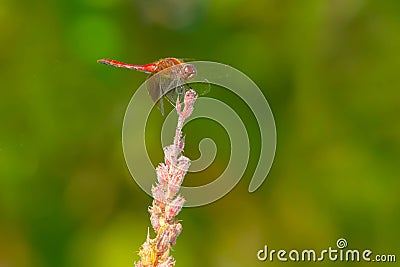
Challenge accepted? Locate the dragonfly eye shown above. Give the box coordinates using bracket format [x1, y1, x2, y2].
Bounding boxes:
[182, 64, 197, 80]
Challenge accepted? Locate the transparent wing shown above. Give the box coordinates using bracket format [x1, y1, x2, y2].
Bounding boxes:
[146, 64, 186, 115]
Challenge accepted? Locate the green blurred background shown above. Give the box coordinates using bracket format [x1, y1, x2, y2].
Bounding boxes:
[1, 0, 399, 266]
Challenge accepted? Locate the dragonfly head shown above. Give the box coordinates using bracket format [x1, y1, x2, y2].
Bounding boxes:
[181, 64, 197, 80]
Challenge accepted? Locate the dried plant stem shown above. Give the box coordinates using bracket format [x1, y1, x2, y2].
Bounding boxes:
[135, 90, 198, 267]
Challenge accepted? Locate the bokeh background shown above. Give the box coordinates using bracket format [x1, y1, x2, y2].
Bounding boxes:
[1, 0, 399, 266]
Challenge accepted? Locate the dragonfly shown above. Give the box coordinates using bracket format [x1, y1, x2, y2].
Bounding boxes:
[97, 57, 198, 115]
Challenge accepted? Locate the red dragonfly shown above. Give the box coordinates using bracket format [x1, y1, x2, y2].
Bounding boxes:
[97, 57, 197, 115]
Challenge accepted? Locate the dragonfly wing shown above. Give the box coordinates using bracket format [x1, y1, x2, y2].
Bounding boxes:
[159, 81, 165, 116]
[189, 80, 211, 96]
[145, 64, 187, 115]
[157, 71, 180, 113]
[146, 73, 165, 115]
[163, 65, 187, 104]
[146, 73, 160, 103]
